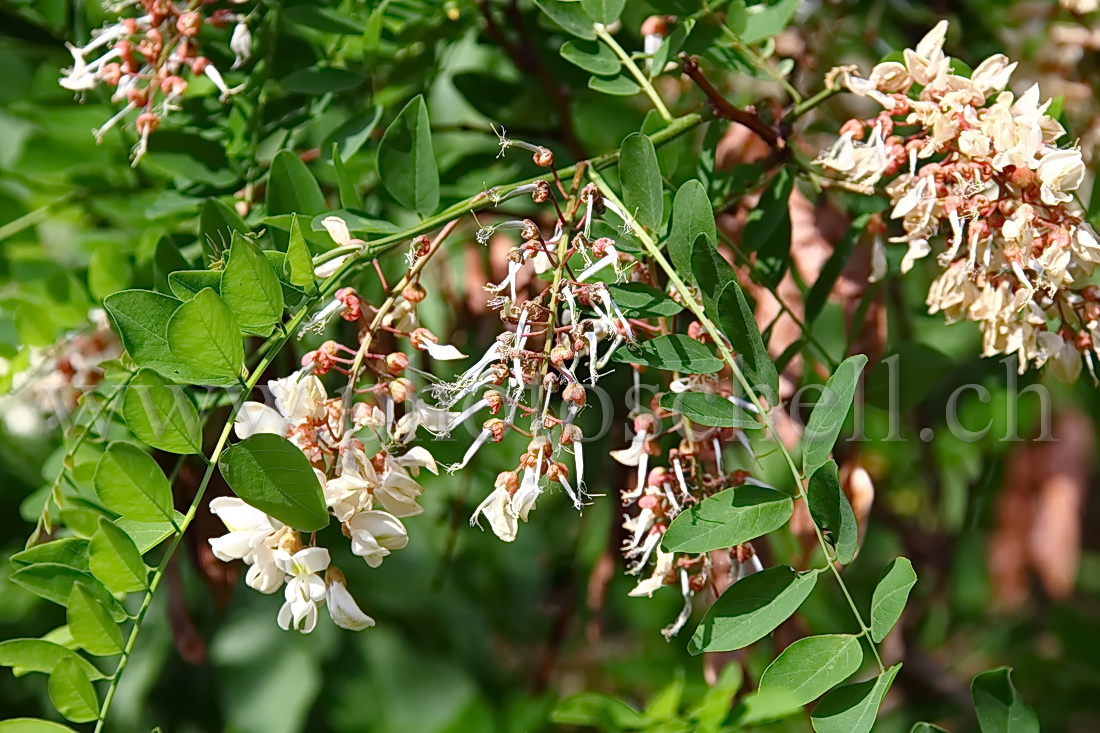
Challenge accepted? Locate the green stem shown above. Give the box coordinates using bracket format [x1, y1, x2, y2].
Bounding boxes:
[589, 169, 885, 672]
[593, 24, 674, 123]
[705, 7, 802, 103]
[784, 86, 842, 123]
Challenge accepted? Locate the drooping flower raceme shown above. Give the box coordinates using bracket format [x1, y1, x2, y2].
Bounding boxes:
[820, 21, 1100, 381]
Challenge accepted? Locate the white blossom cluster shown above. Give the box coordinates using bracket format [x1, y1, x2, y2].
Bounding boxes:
[820, 21, 1100, 381]
[59, 0, 250, 162]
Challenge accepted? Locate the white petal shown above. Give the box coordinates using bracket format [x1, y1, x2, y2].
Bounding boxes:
[234, 402, 288, 439]
[326, 582, 376, 631]
[424, 342, 467, 361]
[321, 216, 352, 246]
[314, 255, 350, 279]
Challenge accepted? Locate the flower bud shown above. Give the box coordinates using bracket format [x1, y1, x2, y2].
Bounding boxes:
[495, 470, 520, 494]
[484, 389, 503, 414]
[402, 282, 427, 304]
[1083, 284, 1100, 303]
[641, 15, 668, 36]
[560, 424, 583, 445]
[646, 466, 668, 487]
[386, 352, 409, 374]
[485, 418, 507, 442]
[633, 414, 656, 434]
[532, 147, 554, 167]
[409, 327, 438, 351]
[335, 287, 362, 320]
[562, 381, 586, 406]
[177, 11, 202, 37]
[277, 531, 303, 555]
[550, 343, 574, 366]
[388, 377, 415, 404]
[730, 469, 751, 486]
[547, 462, 570, 483]
[533, 180, 551, 203]
[135, 112, 159, 135]
[520, 219, 540, 241]
[591, 237, 615, 258]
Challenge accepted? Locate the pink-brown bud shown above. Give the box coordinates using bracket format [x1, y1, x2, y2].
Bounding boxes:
[177, 11, 202, 37]
[386, 352, 409, 374]
[388, 377, 415, 404]
[335, 287, 362, 320]
[135, 112, 159, 135]
[495, 470, 520, 494]
[484, 389, 503, 414]
[485, 418, 507, 442]
[533, 180, 551, 203]
[532, 147, 554, 167]
[562, 381, 586, 406]
[402, 282, 427, 304]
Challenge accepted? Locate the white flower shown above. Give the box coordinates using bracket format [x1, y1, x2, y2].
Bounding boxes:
[900, 238, 931, 274]
[230, 23, 252, 70]
[903, 20, 950, 86]
[275, 547, 330, 633]
[234, 372, 327, 439]
[315, 255, 350, 279]
[325, 575, 375, 631]
[1037, 148, 1086, 205]
[346, 510, 409, 567]
[869, 236, 887, 283]
[970, 54, 1016, 96]
[628, 547, 675, 598]
[470, 480, 519, 543]
[207, 497, 287, 594]
[509, 464, 543, 522]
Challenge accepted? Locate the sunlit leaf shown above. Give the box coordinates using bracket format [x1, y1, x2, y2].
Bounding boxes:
[690, 566, 818, 653]
[219, 434, 329, 532]
[663, 485, 792, 554]
[759, 634, 863, 706]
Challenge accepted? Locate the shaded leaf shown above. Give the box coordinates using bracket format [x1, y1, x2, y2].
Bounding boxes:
[551, 692, 646, 729]
[377, 95, 439, 218]
[870, 557, 917, 643]
[801, 355, 868, 477]
[689, 566, 818, 653]
[588, 74, 641, 96]
[219, 434, 329, 532]
[811, 665, 901, 733]
[89, 518, 149, 593]
[759, 634, 864, 706]
[613, 334, 722, 374]
[268, 150, 326, 216]
[121, 368, 202, 454]
[285, 215, 317, 290]
[581, 0, 626, 24]
[10, 539, 90, 573]
[93, 442, 173, 522]
[535, 0, 597, 39]
[663, 485, 793, 553]
[165, 288, 244, 386]
[167, 270, 221, 301]
[971, 667, 1039, 733]
[669, 180, 716, 279]
[659, 392, 761, 428]
[620, 132, 663, 233]
[560, 40, 620, 76]
[66, 584, 124, 657]
[807, 460, 859, 564]
[48, 657, 99, 723]
[8, 564, 125, 621]
[0, 639, 105, 680]
[606, 283, 682, 317]
[743, 170, 793, 288]
[221, 232, 284, 337]
[651, 18, 695, 77]
[198, 198, 247, 264]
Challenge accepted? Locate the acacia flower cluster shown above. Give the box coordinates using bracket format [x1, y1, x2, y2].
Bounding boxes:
[60, 0, 250, 163]
[819, 21, 1100, 381]
[210, 358, 436, 633]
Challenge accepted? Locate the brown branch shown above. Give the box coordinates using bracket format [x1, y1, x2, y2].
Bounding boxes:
[680, 54, 784, 151]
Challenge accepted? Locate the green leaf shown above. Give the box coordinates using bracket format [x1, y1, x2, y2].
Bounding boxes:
[280, 67, 364, 94]
[165, 288, 245, 386]
[332, 144, 362, 210]
[114, 515, 182, 555]
[581, 0, 625, 24]
[651, 19, 695, 78]
[743, 170, 792, 288]
[864, 344, 953, 411]
[122, 369, 202, 454]
[620, 132, 663, 233]
[48, 657, 99, 723]
[219, 434, 329, 532]
[167, 270, 221, 300]
[535, 0, 597, 39]
[284, 5, 363, 33]
[0, 639, 105, 680]
[560, 40, 620, 76]
[971, 668, 1039, 733]
[221, 232, 285, 337]
[89, 518, 150, 593]
[93, 442, 174, 522]
[10, 539, 90, 573]
[606, 283, 682, 317]
[588, 74, 642, 96]
[613, 334, 722, 374]
[377, 95, 439, 218]
[0, 719, 78, 732]
[811, 665, 901, 733]
[268, 150, 326, 216]
[688, 663, 742, 729]
[88, 245, 133, 302]
[102, 289, 181, 371]
[870, 557, 917, 643]
[327, 105, 382, 161]
[689, 566, 818, 653]
[806, 214, 870, 323]
[199, 198, 247, 264]
[285, 215, 317, 290]
[658, 392, 761, 428]
[551, 693, 647, 729]
[663, 485, 792, 554]
[801, 355, 868, 477]
[740, 0, 801, 44]
[66, 584, 124, 657]
[806, 460, 859, 565]
[8, 565, 125, 621]
[735, 689, 803, 725]
[717, 278, 779, 404]
[644, 671, 684, 721]
[668, 180, 716, 280]
[912, 725, 951, 732]
[759, 634, 864, 706]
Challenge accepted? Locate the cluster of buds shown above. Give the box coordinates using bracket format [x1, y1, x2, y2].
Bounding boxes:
[0, 310, 121, 437]
[60, 0, 251, 163]
[610, 372, 763, 638]
[820, 21, 1100, 381]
